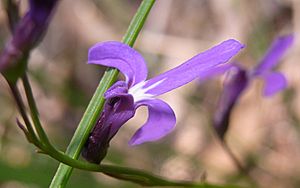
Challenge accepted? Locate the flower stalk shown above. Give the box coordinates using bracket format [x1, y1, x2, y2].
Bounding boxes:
[10, 69, 228, 188]
[8, 68, 220, 187]
[8, 82, 40, 146]
[22, 74, 53, 147]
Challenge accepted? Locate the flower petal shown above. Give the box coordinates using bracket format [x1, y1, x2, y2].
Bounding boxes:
[253, 34, 294, 75]
[88, 41, 148, 86]
[262, 72, 287, 97]
[142, 39, 244, 96]
[129, 99, 176, 145]
[213, 66, 248, 139]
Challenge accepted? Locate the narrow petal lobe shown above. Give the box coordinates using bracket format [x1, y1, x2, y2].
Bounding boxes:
[254, 34, 294, 75]
[129, 99, 176, 145]
[143, 39, 244, 96]
[262, 72, 287, 97]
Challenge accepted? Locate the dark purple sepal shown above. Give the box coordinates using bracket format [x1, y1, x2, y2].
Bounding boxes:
[82, 82, 135, 164]
[82, 107, 113, 164]
[213, 66, 248, 139]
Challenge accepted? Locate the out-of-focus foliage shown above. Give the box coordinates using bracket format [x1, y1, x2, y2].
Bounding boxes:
[0, 0, 299, 187]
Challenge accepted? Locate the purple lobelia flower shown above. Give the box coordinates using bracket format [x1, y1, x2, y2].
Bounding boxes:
[0, 0, 58, 81]
[82, 39, 244, 163]
[213, 34, 294, 139]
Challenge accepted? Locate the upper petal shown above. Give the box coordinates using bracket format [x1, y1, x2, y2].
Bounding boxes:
[88, 41, 148, 87]
[253, 34, 294, 75]
[142, 39, 244, 96]
[129, 99, 176, 146]
[262, 72, 287, 97]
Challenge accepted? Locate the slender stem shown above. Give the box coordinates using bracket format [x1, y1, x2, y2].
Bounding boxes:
[220, 140, 257, 187]
[19, 73, 211, 187]
[50, 0, 156, 187]
[3, 0, 20, 32]
[220, 140, 245, 173]
[22, 74, 54, 148]
[38, 143, 199, 187]
[9, 78, 224, 188]
[8, 82, 40, 146]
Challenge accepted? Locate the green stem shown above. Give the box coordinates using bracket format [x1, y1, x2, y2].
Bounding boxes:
[219, 138, 257, 187]
[3, 0, 20, 32]
[8, 82, 40, 146]
[50, 0, 155, 187]
[39, 143, 198, 187]
[19, 73, 206, 187]
[12, 78, 226, 188]
[22, 74, 53, 148]
[8, 78, 226, 188]
[11, 77, 214, 188]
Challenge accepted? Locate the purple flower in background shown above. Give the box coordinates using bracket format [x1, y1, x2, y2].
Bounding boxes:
[214, 34, 294, 139]
[82, 39, 244, 163]
[0, 0, 58, 77]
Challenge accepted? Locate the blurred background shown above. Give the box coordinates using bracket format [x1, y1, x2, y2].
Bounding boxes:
[0, 0, 299, 187]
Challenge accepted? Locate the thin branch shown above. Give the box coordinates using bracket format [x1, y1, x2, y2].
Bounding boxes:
[8, 82, 41, 147]
[21, 74, 53, 148]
